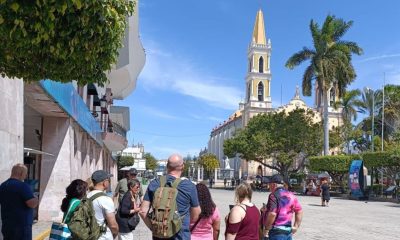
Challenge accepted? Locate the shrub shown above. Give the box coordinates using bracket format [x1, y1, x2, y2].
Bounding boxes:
[0, 0, 135, 85]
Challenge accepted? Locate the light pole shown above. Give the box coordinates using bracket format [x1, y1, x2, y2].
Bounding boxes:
[367, 88, 375, 152]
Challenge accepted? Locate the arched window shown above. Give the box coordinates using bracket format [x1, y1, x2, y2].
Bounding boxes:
[247, 84, 251, 102]
[259, 56, 264, 73]
[330, 88, 335, 106]
[249, 58, 252, 72]
[258, 82, 264, 101]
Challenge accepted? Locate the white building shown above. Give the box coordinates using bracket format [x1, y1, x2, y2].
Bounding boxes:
[0, 0, 145, 224]
[119, 144, 146, 172]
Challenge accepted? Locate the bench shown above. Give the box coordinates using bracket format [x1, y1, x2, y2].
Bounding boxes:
[384, 186, 397, 198]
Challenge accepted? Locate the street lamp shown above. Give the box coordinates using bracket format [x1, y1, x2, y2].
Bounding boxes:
[366, 88, 375, 152]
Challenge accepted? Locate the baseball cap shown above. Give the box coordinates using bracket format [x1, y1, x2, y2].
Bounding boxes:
[129, 168, 138, 176]
[270, 174, 284, 184]
[91, 170, 113, 183]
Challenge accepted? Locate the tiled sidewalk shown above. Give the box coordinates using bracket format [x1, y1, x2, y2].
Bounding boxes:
[32, 218, 152, 240]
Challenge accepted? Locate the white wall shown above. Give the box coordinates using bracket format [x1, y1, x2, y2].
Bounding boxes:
[0, 77, 24, 239]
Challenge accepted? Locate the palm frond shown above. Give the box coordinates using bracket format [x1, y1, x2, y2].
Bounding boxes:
[332, 19, 353, 41]
[302, 65, 314, 96]
[285, 48, 315, 69]
[336, 41, 363, 55]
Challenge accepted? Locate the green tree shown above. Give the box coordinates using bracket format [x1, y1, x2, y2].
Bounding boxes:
[375, 85, 400, 141]
[144, 153, 158, 171]
[0, 0, 135, 85]
[333, 89, 362, 152]
[357, 87, 379, 135]
[224, 109, 323, 183]
[182, 154, 192, 177]
[198, 153, 219, 179]
[286, 15, 363, 155]
[117, 156, 134, 169]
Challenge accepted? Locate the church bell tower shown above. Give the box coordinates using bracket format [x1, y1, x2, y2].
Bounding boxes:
[243, 9, 273, 126]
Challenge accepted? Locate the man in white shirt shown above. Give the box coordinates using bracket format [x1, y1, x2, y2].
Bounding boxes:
[87, 170, 119, 240]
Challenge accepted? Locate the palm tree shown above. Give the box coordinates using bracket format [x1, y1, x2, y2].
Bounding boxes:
[336, 89, 362, 122]
[286, 15, 363, 155]
[375, 85, 400, 140]
[334, 89, 362, 152]
[357, 87, 380, 133]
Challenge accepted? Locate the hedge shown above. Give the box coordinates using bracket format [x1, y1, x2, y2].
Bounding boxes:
[309, 155, 360, 173]
[362, 151, 400, 168]
[309, 151, 400, 172]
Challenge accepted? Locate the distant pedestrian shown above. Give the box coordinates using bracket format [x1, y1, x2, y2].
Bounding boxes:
[0, 164, 39, 240]
[225, 183, 260, 240]
[116, 179, 142, 240]
[231, 178, 235, 188]
[261, 175, 303, 240]
[88, 170, 119, 239]
[114, 168, 142, 204]
[190, 183, 221, 240]
[209, 177, 213, 189]
[139, 153, 201, 239]
[60, 179, 88, 224]
[320, 179, 330, 207]
[224, 178, 227, 189]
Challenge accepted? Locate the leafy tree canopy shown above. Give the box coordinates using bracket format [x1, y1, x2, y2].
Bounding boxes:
[0, 0, 135, 85]
[198, 153, 219, 173]
[144, 153, 158, 171]
[224, 109, 323, 181]
[117, 156, 134, 169]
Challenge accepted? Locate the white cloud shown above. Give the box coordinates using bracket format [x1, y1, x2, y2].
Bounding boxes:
[140, 105, 180, 120]
[140, 42, 242, 110]
[190, 114, 225, 122]
[151, 146, 200, 159]
[358, 53, 400, 63]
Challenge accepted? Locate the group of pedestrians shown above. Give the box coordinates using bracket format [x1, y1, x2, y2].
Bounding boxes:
[139, 154, 303, 240]
[0, 158, 304, 240]
[225, 174, 303, 240]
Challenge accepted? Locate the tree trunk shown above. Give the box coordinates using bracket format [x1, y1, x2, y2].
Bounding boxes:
[323, 89, 330, 155]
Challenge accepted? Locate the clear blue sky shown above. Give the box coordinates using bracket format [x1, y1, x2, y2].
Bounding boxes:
[117, 0, 400, 160]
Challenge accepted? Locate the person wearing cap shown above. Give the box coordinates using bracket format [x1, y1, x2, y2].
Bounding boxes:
[261, 174, 303, 240]
[87, 170, 119, 239]
[114, 168, 143, 204]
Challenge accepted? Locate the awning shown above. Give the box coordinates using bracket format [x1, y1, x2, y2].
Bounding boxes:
[24, 148, 54, 156]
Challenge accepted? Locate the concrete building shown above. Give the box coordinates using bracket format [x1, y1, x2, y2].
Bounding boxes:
[208, 9, 343, 179]
[0, 0, 145, 225]
[119, 144, 146, 172]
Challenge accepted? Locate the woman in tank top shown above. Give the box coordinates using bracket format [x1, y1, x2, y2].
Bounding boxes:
[225, 183, 260, 240]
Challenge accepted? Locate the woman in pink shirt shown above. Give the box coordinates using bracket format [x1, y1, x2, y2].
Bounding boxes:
[190, 183, 221, 240]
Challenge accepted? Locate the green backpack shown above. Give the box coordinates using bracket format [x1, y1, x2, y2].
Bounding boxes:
[148, 176, 183, 238]
[68, 192, 107, 240]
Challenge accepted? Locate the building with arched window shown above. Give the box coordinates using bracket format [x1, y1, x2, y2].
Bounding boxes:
[207, 8, 342, 180]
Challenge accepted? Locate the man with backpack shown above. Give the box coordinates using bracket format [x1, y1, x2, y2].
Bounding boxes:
[139, 153, 201, 240]
[87, 170, 119, 239]
[261, 175, 303, 240]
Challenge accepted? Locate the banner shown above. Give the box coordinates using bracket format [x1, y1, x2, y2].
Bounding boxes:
[349, 160, 364, 198]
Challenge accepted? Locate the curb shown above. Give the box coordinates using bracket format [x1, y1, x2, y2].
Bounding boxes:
[33, 228, 51, 240]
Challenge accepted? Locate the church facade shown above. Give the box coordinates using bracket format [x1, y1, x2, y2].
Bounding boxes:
[207, 9, 343, 179]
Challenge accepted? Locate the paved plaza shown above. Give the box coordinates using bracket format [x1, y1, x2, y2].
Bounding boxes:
[33, 188, 400, 240]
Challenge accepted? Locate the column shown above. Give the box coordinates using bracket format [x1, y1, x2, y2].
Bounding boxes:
[39, 117, 71, 221]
